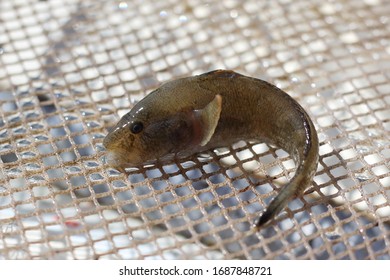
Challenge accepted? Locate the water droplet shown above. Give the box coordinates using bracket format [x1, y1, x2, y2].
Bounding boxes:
[75, 100, 88, 105]
[291, 77, 299, 83]
[81, 110, 94, 116]
[35, 135, 48, 141]
[30, 123, 44, 130]
[356, 174, 370, 182]
[54, 56, 62, 63]
[92, 133, 105, 140]
[357, 146, 370, 154]
[179, 15, 188, 22]
[374, 139, 387, 147]
[87, 121, 100, 128]
[159, 10, 168, 17]
[54, 92, 66, 99]
[230, 10, 238, 18]
[64, 115, 77, 121]
[355, 169, 372, 182]
[325, 229, 341, 240]
[108, 169, 121, 176]
[118, 2, 128, 9]
[97, 106, 110, 112]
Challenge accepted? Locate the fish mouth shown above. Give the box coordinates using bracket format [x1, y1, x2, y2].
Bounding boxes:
[104, 148, 142, 172]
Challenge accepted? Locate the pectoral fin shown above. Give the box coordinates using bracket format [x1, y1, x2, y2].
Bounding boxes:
[198, 94, 222, 146]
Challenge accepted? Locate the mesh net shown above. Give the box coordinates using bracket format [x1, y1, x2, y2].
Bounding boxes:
[0, 0, 389, 260]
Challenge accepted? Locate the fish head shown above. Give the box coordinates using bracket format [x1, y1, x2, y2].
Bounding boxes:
[103, 103, 201, 170]
[103, 78, 222, 172]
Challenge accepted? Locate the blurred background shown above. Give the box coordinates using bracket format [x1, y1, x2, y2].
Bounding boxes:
[0, 0, 389, 259]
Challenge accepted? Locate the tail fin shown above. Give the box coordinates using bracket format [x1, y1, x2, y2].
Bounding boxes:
[256, 148, 318, 228]
[256, 178, 302, 228]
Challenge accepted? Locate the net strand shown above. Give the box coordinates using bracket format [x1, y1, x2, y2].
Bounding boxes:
[0, 0, 389, 260]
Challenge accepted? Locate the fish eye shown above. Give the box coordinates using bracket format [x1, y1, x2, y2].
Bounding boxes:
[130, 121, 144, 134]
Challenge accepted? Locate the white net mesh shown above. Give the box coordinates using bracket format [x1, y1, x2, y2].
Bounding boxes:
[0, 0, 389, 259]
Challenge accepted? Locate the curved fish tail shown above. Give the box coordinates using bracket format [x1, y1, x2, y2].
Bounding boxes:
[256, 178, 301, 228]
[256, 146, 318, 228]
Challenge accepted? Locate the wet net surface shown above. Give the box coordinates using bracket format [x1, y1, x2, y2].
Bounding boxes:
[0, 0, 389, 260]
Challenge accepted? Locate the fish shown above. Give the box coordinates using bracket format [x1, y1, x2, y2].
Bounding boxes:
[103, 70, 319, 228]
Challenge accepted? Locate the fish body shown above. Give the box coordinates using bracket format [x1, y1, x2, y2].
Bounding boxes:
[103, 70, 319, 227]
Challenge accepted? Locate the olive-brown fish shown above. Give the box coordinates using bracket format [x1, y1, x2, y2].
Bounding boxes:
[103, 70, 319, 228]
